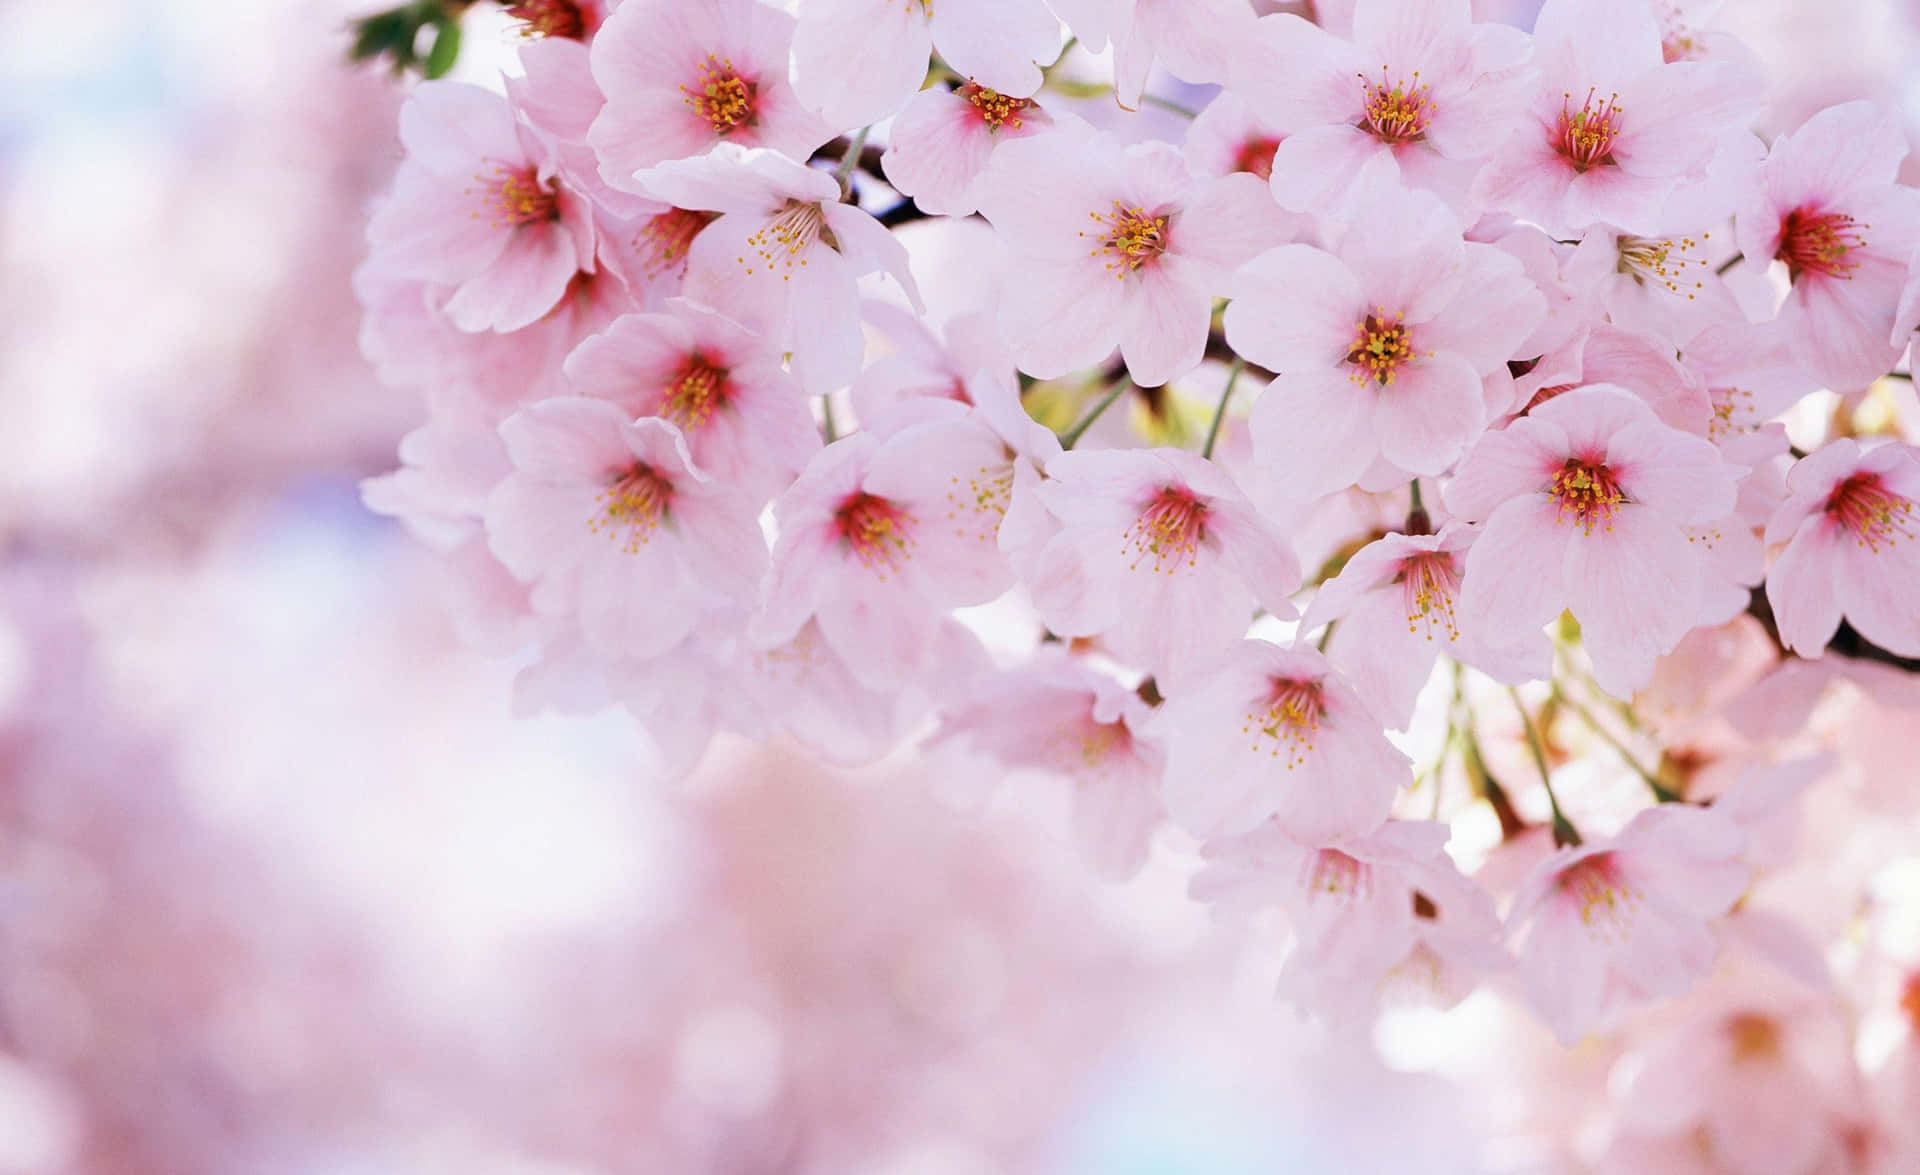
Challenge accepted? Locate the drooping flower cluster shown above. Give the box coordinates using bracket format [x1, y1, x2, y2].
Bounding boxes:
[358, 0, 1920, 1057]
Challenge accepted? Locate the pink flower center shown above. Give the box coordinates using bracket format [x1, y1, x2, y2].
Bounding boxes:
[1708, 386, 1754, 439]
[834, 491, 914, 574]
[662, 355, 731, 432]
[1777, 206, 1866, 282]
[1725, 1013, 1782, 1062]
[634, 207, 716, 277]
[1301, 849, 1372, 903]
[476, 164, 559, 228]
[1555, 852, 1639, 938]
[1346, 312, 1414, 385]
[1824, 472, 1915, 552]
[1232, 136, 1282, 181]
[960, 82, 1030, 130]
[1397, 550, 1462, 641]
[505, 0, 588, 39]
[1123, 486, 1209, 572]
[591, 463, 675, 552]
[1358, 68, 1434, 144]
[743, 200, 831, 278]
[1615, 233, 1711, 299]
[1554, 89, 1623, 171]
[681, 55, 757, 135]
[1083, 202, 1171, 279]
[1244, 677, 1325, 769]
[1550, 459, 1626, 534]
[1069, 712, 1132, 770]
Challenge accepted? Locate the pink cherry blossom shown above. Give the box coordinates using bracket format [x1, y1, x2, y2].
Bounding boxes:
[1304, 523, 1550, 731]
[587, 0, 830, 187]
[1447, 384, 1741, 698]
[366, 82, 597, 334]
[485, 399, 767, 658]
[1149, 641, 1409, 841]
[1184, 91, 1286, 182]
[790, 0, 1061, 130]
[1764, 438, 1920, 659]
[880, 84, 1054, 218]
[1734, 101, 1920, 391]
[1223, 181, 1544, 502]
[1233, 0, 1534, 216]
[1472, 0, 1758, 237]
[561, 299, 818, 499]
[1109, 0, 1260, 112]
[1028, 447, 1301, 686]
[975, 130, 1293, 387]
[1506, 804, 1749, 1043]
[935, 653, 1167, 880]
[632, 144, 922, 395]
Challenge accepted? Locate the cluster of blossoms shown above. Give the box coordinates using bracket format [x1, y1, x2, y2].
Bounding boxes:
[359, 0, 1920, 1116]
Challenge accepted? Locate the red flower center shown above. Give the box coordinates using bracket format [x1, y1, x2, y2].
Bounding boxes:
[1246, 677, 1326, 768]
[592, 463, 675, 552]
[1359, 68, 1435, 144]
[1777, 206, 1866, 282]
[634, 207, 716, 277]
[662, 355, 731, 432]
[1346, 312, 1414, 385]
[834, 492, 914, 574]
[1083, 202, 1171, 278]
[1554, 89, 1623, 171]
[960, 82, 1031, 130]
[1232, 135, 1283, 181]
[1550, 458, 1626, 534]
[477, 164, 559, 228]
[1824, 471, 1915, 552]
[682, 55, 756, 134]
[505, 0, 588, 39]
[1123, 486, 1209, 572]
[1397, 550, 1462, 641]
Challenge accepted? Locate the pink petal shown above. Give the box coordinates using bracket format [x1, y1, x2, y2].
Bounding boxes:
[1372, 351, 1485, 475]
[442, 224, 580, 333]
[1223, 245, 1366, 372]
[1562, 504, 1702, 697]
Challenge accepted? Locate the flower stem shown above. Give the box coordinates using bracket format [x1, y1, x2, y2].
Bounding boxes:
[1201, 357, 1244, 460]
[1714, 250, 1744, 276]
[820, 395, 839, 443]
[1509, 687, 1582, 847]
[1139, 92, 1199, 119]
[1059, 378, 1131, 449]
[1552, 684, 1680, 803]
[833, 125, 871, 200]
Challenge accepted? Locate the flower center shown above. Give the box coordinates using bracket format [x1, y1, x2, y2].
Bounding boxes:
[743, 200, 832, 278]
[1083, 202, 1170, 278]
[1555, 89, 1623, 171]
[1824, 472, 1915, 552]
[662, 356, 730, 432]
[1398, 550, 1462, 641]
[1777, 206, 1866, 282]
[1233, 135, 1282, 181]
[1123, 486, 1208, 573]
[1726, 1013, 1782, 1063]
[1346, 312, 1414, 385]
[834, 491, 914, 575]
[1358, 68, 1434, 144]
[505, 0, 588, 39]
[1707, 386, 1754, 439]
[476, 164, 559, 228]
[1302, 849, 1372, 902]
[634, 207, 716, 277]
[1901, 973, 1920, 1035]
[960, 82, 1030, 130]
[682, 55, 756, 134]
[1615, 233, 1710, 298]
[945, 459, 1014, 543]
[590, 463, 674, 552]
[1550, 459, 1626, 534]
[1556, 853, 1639, 938]
[1245, 677, 1325, 769]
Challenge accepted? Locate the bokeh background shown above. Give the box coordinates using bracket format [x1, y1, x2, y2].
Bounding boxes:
[5, 0, 1920, 1170]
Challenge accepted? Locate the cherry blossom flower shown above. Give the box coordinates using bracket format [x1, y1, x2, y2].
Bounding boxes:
[975, 131, 1293, 387]
[366, 82, 597, 333]
[1734, 101, 1920, 391]
[1472, 0, 1758, 237]
[1223, 181, 1543, 502]
[632, 144, 922, 394]
[562, 299, 818, 499]
[1764, 438, 1920, 659]
[1506, 804, 1749, 1043]
[1447, 384, 1741, 698]
[587, 0, 830, 186]
[790, 0, 1061, 130]
[880, 83, 1054, 218]
[1028, 447, 1301, 686]
[1184, 91, 1286, 182]
[1150, 641, 1408, 841]
[754, 408, 1017, 690]
[485, 399, 767, 658]
[1305, 524, 1550, 731]
[1232, 0, 1533, 215]
[935, 653, 1166, 880]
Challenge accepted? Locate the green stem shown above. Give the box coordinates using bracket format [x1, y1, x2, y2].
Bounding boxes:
[1139, 92, 1199, 119]
[1058, 379, 1131, 449]
[1553, 684, 1680, 803]
[833, 125, 871, 198]
[821, 395, 839, 443]
[1510, 687, 1581, 846]
[1714, 251, 1744, 276]
[1201, 357, 1244, 460]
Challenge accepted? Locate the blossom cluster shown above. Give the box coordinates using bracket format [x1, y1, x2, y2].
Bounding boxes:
[358, 0, 1920, 1077]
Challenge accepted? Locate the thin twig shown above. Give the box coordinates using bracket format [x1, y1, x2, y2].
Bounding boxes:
[1058, 379, 1131, 449]
[1510, 687, 1582, 847]
[1201, 357, 1244, 460]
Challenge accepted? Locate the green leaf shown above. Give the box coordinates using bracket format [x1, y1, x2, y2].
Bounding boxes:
[423, 16, 461, 79]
